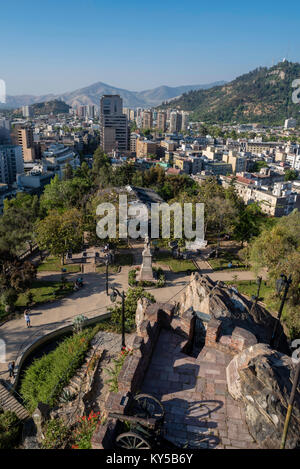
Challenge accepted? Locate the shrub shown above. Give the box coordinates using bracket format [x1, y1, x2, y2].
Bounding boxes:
[128, 268, 165, 288]
[20, 328, 96, 412]
[42, 418, 70, 449]
[72, 411, 102, 449]
[109, 287, 155, 333]
[105, 347, 133, 393]
[0, 410, 21, 449]
[128, 269, 137, 286]
[153, 267, 166, 287]
[0, 289, 18, 311]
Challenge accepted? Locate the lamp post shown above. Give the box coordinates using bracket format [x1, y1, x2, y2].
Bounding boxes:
[280, 360, 300, 449]
[270, 274, 292, 349]
[249, 276, 262, 314]
[105, 257, 109, 296]
[110, 287, 126, 349]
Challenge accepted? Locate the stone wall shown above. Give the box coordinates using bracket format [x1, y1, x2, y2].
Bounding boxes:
[177, 272, 289, 353]
[226, 344, 300, 449]
[91, 301, 175, 449]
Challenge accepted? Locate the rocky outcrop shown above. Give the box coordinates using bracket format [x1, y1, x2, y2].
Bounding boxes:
[178, 273, 288, 352]
[226, 344, 300, 449]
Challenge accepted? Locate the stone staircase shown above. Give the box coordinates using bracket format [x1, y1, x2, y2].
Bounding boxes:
[0, 381, 29, 421]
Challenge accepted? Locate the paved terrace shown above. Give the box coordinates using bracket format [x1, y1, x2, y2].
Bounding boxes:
[142, 329, 258, 449]
[0, 263, 263, 381]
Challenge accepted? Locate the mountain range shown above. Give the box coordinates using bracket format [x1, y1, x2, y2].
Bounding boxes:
[1, 81, 226, 110]
[159, 61, 300, 125]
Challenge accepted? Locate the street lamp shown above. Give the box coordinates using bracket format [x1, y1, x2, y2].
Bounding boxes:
[110, 287, 126, 349]
[105, 257, 109, 296]
[249, 276, 262, 314]
[270, 274, 292, 349]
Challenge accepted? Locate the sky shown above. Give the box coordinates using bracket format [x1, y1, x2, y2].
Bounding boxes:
[1, 0, 300, 95]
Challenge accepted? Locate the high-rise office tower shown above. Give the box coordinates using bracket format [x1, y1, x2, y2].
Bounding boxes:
[100, 95, 128, 153]
[0, 118, 11, 144]
[156, 111, 167, 132]
[11, 125, 36, 162]
[169, 111, 182, 133]
[181, 111, 189, 132]
[142, 110, 153, 129]
[78, 105, 96, 119]
[22, 106, 33, 118]
[0, 145, 24, 184]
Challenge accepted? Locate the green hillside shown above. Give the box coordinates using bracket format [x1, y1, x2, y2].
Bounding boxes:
[160, 61, 300, 125]
[16, 99, 71, 116]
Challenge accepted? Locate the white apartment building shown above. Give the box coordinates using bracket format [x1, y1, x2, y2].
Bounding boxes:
[42, 144, 80, 178]
[284, 118, 297, 129]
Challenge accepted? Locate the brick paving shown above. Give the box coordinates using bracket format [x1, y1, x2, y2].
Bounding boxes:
[141, 329, 258, 449]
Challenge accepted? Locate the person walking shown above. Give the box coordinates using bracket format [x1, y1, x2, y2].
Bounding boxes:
[8, 361, 15, 378]
[24, 310, 31, 328]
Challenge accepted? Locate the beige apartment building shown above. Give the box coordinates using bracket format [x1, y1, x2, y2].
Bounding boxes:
[136, 138, 157, 158]
[160, 140, 177, 152]
[142, 110, 153, 129]
[222, 150, 247, 174]
[246, 142, 278, 154]
[11, 126, 35, 162]
[156, 111, 167, 132]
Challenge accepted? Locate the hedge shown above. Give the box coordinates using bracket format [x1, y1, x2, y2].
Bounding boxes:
[20, 328, 96, 413]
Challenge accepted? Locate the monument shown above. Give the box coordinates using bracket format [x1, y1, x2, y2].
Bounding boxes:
[138, 236, 155, 282]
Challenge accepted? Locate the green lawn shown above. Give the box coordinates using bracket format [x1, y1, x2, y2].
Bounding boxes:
[154, 251, 196, 273]
[208, 250, 247, 271]
[15, 280, 74, 308]
[37, 256, 81, 273]
[96, 264, 119, 274]
[225, 280, 287, 318]
[96, 252, 134, 273]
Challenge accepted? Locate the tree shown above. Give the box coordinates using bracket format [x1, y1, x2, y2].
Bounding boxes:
[284, 169, 298, 182]
[35, 209, 83, 265]
[63, 163, 73, 181]
[92, 147, 110, 177]
[233, 203, 263, 246]
[40, 175, 92, 212]
[0, 193, 40, 254]
[248, 210, 300, 338]
[252, 161, 269, 173]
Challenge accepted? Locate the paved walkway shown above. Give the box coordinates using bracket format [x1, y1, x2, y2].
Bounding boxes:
[142, 329, 258, 449]
[0, 267, 193, 379]
[0, 252, 264, 381]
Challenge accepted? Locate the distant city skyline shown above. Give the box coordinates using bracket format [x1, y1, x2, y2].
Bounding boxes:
[1, 0, 300, 95]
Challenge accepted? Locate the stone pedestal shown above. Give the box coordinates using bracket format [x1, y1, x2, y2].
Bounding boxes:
[138, 236, 154, 282]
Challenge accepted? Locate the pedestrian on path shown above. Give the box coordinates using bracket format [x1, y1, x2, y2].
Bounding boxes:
[8, 361, 15, 378]
[24, 310, 31, 328]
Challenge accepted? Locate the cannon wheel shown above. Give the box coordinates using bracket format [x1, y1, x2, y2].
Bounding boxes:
[116, 432, 151, 449]
[134, 393, 164, 419]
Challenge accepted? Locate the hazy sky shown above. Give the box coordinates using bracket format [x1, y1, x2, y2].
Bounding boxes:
[1, 0, 300, 95]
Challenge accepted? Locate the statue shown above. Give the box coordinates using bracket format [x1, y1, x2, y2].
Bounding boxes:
[138, 235, 154, 282]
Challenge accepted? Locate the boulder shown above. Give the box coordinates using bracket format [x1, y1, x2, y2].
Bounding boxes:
[178, 273, 289, 352]
[226, 344, 300, 449]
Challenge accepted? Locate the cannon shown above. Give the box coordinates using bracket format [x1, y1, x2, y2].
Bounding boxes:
[108, 393, 165, 449]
